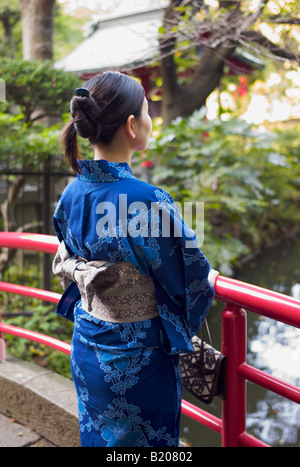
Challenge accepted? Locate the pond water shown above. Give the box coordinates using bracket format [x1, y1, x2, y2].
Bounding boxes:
[180, 236, 300, 447]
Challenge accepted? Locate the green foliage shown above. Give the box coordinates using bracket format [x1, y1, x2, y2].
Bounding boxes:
[2, 263, 73, 379]
[148, 111, 300, 274]
[0, 0, 22, 58]
[0, 0, 19, 17]
[4, 305, 73, 379]
[0, 112, 64, 171]
[0, 57, 81, 123]
[0, 58, 83, 171]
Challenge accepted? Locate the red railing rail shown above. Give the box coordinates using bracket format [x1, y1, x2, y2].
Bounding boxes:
[0, 231, 299, 447]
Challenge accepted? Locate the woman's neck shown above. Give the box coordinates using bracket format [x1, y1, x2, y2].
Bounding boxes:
[94, 140, 133, 166]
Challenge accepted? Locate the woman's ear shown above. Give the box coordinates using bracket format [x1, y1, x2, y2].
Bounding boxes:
[125, 115, 136, 140]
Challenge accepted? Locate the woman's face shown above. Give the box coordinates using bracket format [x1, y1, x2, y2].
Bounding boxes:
[132, 98, 152, 152]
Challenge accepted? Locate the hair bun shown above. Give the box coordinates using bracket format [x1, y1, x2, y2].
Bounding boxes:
[70, 95, 101, 142]
[62, 72, 145, 174]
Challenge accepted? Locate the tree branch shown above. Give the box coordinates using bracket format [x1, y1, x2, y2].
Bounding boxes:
[242, 29, 300, 63]
[262, 15, 300, 25]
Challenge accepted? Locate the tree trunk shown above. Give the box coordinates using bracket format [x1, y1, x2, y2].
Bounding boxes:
[20, 0, 56, 60]
[160, 0, 239, 124]
[162, 43, 234, 124]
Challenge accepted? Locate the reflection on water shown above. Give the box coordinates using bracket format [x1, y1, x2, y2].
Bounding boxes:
[180, 237, 300, 447]
[249, 319, 300, 384]
[247, 317, 300, 446]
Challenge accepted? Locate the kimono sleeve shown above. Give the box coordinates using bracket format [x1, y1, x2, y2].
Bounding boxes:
[144, 190, 215, 339]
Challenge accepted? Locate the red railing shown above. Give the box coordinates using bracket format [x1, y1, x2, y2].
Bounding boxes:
[0, 231, 299, 447]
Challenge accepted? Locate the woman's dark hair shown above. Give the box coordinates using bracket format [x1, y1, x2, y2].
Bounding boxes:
[61, 72, 145, 173]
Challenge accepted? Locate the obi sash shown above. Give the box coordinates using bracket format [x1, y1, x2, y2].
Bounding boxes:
[52, 241, 159, 323]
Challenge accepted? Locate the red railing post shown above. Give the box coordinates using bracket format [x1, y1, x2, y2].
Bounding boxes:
[221, 303, 247, 447]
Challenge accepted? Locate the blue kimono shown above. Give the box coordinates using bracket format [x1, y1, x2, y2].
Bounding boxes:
[53, 159, 214, 447]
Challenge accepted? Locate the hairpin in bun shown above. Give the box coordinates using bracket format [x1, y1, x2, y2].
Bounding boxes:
[75, 87, 90, 98]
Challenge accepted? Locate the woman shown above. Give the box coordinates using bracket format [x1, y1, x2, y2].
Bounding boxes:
[53, 72, 216, 447]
